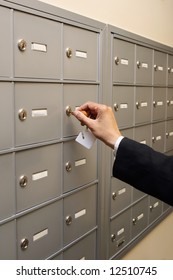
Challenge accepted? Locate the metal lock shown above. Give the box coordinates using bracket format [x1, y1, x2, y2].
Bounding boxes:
[152, 136, 156, 143]
[132, 218, 137, 225]
[66, 161, 72, 172]
[149, 205, 153, 211]
[111, 233, 116, 242]
[136, 61, 141, 69]
[154, 64, 158, 71]
[166, 132, 169, 138]
[19, 175, 28, 188]
[66, 215, 72, 225]
[112, 192, 117, 200]
[18, 109, 27, 121]
[66, 47, 73, 58]
[114, 56, 120, 65]
[20, 238, 29, 250]
[18, 39, 27, 52]
[66, 105, 73, 116]
[113, 103, 119, 112]
[136, 102, 140, 109]
[153, 101, 157, 108]
[168, 67, 171, 73]
[167, 100, 170, 106]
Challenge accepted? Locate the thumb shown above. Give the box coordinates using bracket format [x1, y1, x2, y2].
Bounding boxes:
[72, 110, 92, 127]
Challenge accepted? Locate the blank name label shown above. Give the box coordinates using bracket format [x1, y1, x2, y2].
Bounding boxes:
[32, 109, 48, 117]
[32, 170, 48, 181]
[31, 42, 47, 52]
[75, 209, 86, 219]
[75, 50, 87, 59]
[33, 228, 48, 242]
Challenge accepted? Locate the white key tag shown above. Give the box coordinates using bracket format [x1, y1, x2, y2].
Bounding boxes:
[75, 128, 96, 149]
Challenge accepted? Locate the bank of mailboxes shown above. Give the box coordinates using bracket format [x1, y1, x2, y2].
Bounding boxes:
[113, 86, 169, 129]
[108, 31, 173, 259]
[0, 4, 99, 260]
[109, 195, 164, 258]
[112, 39, 169, 86]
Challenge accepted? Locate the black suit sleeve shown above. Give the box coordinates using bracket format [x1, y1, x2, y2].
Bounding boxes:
[113, 137, 173, 206]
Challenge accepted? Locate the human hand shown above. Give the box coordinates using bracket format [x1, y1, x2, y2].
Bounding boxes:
[72, 101, 121, 149]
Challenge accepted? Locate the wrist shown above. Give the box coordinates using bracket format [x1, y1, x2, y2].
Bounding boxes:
[106, 133, 122, 149]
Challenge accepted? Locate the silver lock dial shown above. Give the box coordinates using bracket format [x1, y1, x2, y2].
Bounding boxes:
[20, 238, 29, 250]
[66, 48, 73, 58]
[19, 175, 28, 188]
[66, 105, 73, 116]
[18, 109, 27, 121]
[18, 39, 27, 52]
[66, 161, 72, 172]
[66, 215, 72, 225]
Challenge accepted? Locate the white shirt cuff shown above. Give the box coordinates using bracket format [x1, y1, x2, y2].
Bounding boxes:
[113, 136, 124, 157]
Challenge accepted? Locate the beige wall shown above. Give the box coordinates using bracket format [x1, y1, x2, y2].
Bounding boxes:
[39, 0, 173, 259]
[39, 0, 173, 47]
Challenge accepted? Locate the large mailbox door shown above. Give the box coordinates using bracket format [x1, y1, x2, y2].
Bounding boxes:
[63, 140, 97, 192]
[113, 39, 135, 83]
[0, 7, 12, 77]
[17, 201, 62, 260]
[16, 144, 62, 212]
[14, 11, 61, 79]
[63, 185, 97, 246]
[135, 45, 152, 85]
[15, 83, 62, 146]
[63, 84, 98, 137]
[63, 25, 98, 81]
